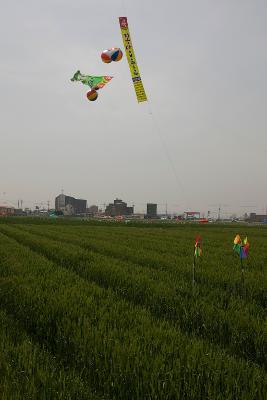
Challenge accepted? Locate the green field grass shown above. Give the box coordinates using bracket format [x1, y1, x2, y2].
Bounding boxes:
[0, 218, 266, 399]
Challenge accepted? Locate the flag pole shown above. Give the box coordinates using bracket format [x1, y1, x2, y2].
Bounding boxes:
[192, 253, 196, 287]
[240, 251, 245, 293]
[234, 234, 248, 296]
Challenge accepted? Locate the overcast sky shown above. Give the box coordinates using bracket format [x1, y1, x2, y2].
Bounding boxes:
[0, 0, 266, 215]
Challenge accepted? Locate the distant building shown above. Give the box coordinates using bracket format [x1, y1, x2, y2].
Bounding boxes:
[105, 198, 134, 217]
[132, 213, 144, 220]
[146, 203, 157, 218]
[175, 215, 184, 221]
[87, 205, 99, 216]
[248, 213, 267, 223]
[14, 208, 25, 216]
[184, 211, 200, 220]
[55, 194, 87, 216]
[0, 205, 15, 216]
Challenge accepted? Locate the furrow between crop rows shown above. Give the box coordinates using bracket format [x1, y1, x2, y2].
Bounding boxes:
[0, 232, 266, 400]
[1, 225, 266, 370]
[13, 224, 267, 309]
[0, 308, 105, 400]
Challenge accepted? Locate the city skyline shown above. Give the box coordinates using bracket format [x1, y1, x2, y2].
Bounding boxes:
[0, 190, 266, 218]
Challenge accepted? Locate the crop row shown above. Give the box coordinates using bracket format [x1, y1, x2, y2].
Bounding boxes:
[0, 308, 102, 400]
[0, 224, 266, 369]
[13, 223, 267, 308]
[0, 231, 266, 399]
[22, 222, 267, 265]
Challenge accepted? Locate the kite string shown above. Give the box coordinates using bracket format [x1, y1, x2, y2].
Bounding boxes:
[116, 12, 191, 212]
[146, 100, 192, 211]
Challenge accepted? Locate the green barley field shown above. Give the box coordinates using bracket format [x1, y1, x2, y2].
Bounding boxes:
[0, 218, 266, 399]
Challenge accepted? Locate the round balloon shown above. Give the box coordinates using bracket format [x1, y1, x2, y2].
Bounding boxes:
[87, 89, 98, 101]
[101, 50, 112, 63]
[110, 47, 123, 62]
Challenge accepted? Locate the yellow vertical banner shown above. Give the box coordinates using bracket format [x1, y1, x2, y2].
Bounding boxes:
[119, 17, 147, 103]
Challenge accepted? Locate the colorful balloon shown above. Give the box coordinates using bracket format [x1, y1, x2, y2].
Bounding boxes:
[110, 47, 123, 62]
[101, 50, 112, 63]
[86, 89, 98, 101]
[101, 48, 123, 63]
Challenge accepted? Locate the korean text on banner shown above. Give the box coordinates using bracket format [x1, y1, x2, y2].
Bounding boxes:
[119, 17, 147, 103]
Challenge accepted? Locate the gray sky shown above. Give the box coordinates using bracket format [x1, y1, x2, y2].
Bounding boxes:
[1, 0, 267, 215]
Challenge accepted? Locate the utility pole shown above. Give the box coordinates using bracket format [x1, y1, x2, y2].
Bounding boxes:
[99, 203, 106, 213]
[208, 204, 229, 221]
[47, 200, 50, 211]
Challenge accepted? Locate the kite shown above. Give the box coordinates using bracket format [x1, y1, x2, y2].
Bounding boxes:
[119, 17, 147, 103]
[233, 235, 249, 259]
[71, 71, 113, 102]
[101, 48, 123, 63]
